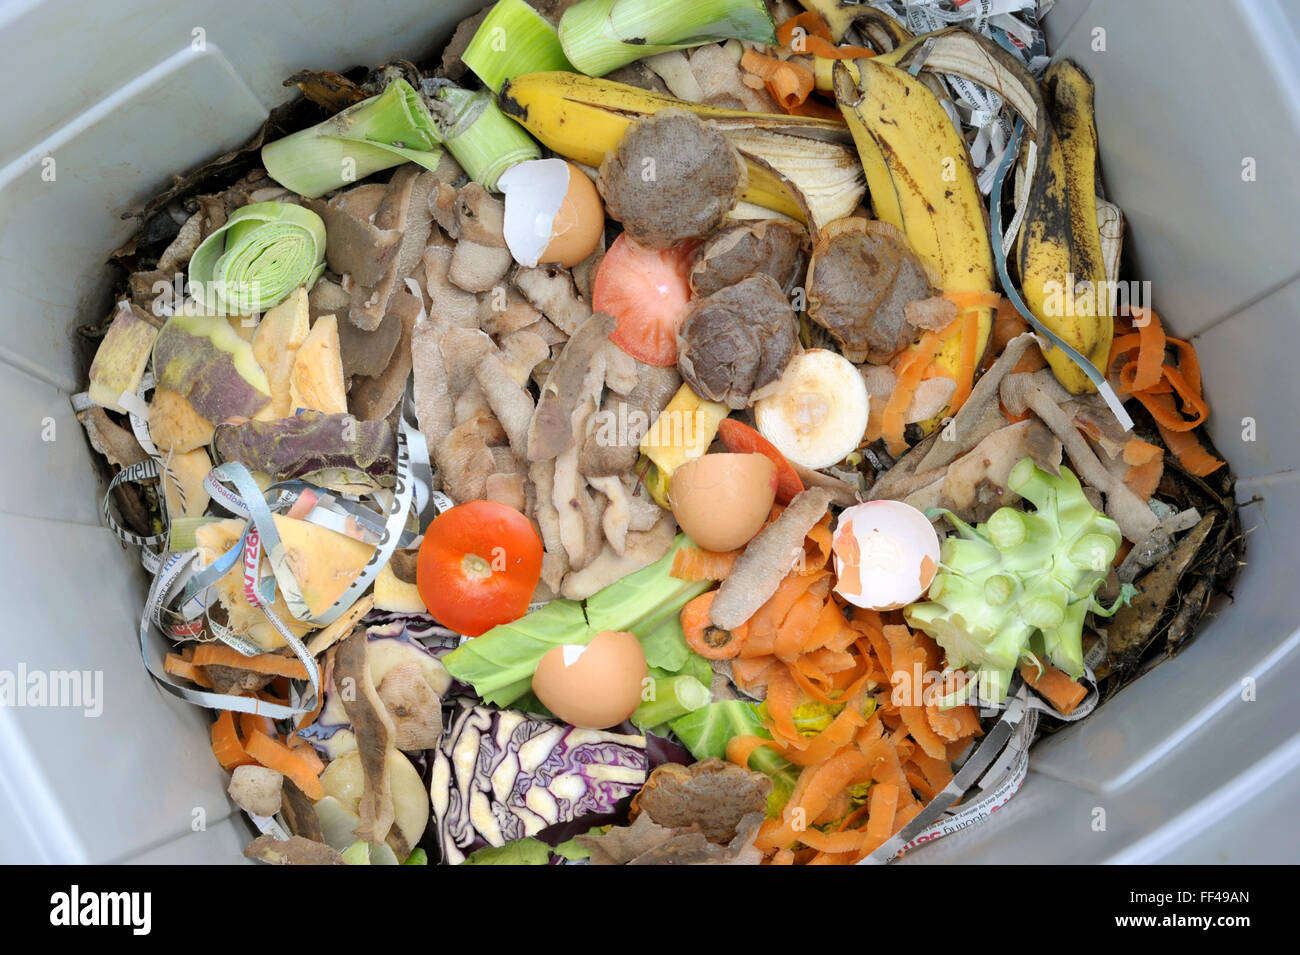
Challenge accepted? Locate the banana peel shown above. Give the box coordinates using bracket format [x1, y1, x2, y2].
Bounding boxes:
[499, 71, 864, 230]
[834, 56, 994, 431]
[883, 27, 1047, 136]
[1016, 60, 1113, 394]
[880, 29, 1115, 397]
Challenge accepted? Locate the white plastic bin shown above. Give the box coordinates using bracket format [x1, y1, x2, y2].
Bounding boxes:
[1, 0, 1297, 863]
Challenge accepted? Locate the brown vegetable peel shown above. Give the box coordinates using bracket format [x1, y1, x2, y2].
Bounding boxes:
[334, 632, 398, 849]
[710, 487, 833, 630]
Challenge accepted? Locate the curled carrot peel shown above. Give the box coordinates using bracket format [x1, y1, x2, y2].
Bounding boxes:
[1020, 661, 1088, 715]
[882, 330, 947, 455]
[1154, 408, 1225, 476]
[165, 652, 213, 688]
[1109, 306, 1222, 474]
[731, 593, 984, 860]
[777, 11, 832, 44]
[802, 510, 834, 575]
[714, 502, 990, 862]
[211, 710, 256, 771]
[776, 11, 877, 59]
[1110, 307, 1204, 427]
[728, 734, 779, 770]
[942, 290, 1003, 311]
[740, 49, 814, 112]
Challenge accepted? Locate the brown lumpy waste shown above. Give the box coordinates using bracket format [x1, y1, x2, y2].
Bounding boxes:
[807, 218, 935, 363]
[689, 220, 808, 298]
[631, 758, 772, 845]
[676, 274, 799, 409]
[576, 758, 771, 864]
[597, 109, 747, 249]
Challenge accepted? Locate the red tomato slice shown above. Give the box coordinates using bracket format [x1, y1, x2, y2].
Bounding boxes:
[716, 418, 805, 505]
[416, 501, 543, 637]
[593, 233, 696, 366]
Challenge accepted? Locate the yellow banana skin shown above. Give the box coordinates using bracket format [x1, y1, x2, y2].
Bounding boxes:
[833, 58, 995, 426]
[1017, 59, 1113, 395]
[498, 71, 860, 225]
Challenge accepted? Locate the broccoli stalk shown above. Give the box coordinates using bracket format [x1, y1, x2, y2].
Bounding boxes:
[905, 458, 1135, 704]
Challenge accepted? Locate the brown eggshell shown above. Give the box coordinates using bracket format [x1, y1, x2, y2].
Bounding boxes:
[541, 164, 605, 268]
[669, 452, 778, 552]
[531, 629, 647, 729]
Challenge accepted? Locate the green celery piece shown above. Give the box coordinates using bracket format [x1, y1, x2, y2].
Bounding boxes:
[638, 613, 691, 672]
[401, 848, 429, 865]
[585, 534, 712, 638]
[631, 674, 710, 730]
[669, 698, 763, 760]
[442, 599, 588, 708]
[462, 838, 552, 865]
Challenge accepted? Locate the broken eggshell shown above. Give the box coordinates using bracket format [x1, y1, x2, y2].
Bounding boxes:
[531, 629, 647, 729]
[668, 452, 777, 552]
[832, 500, 940, 611]
[499, 158, 604, 268]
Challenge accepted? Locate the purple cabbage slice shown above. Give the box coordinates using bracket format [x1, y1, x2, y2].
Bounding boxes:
[429, 702, 650, 865]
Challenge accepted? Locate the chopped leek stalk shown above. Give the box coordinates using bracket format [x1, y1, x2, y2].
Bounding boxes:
[261, 79, 443, 198]
[463, 0, 575, 93]
[559, 0, 776, 77]
[187, 202, 326, 314]
[435, 85, 541, 191]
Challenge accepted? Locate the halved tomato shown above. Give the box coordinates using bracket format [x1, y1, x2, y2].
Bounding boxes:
[593, 233, 697, 366]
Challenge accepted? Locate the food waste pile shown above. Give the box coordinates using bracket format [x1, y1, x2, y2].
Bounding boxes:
[75, 0, 1241, 865]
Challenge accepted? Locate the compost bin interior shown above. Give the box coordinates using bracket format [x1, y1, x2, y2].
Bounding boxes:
[0, 0, 1297, 862]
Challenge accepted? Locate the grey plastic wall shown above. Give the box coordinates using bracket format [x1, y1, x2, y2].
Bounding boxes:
[0, 0, 1295, 863]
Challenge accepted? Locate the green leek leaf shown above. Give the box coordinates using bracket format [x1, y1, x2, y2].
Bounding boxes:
[261, 79, 444, 198]
[435, 85, 541, 191]
[559, 0, 775, 77]
[463, 0, 575, 93]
